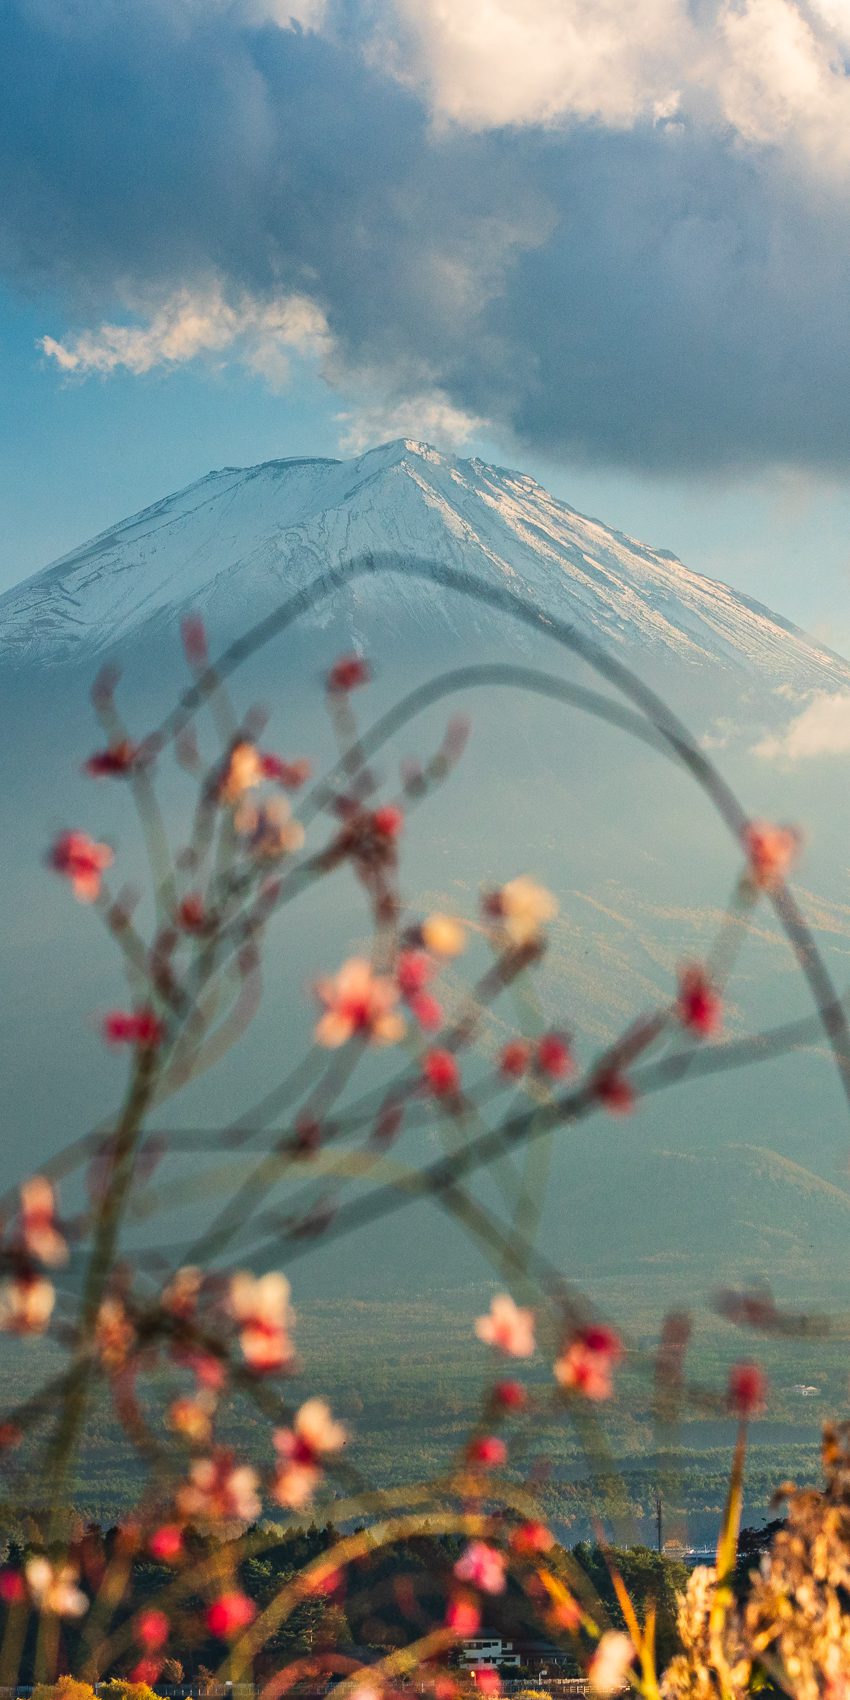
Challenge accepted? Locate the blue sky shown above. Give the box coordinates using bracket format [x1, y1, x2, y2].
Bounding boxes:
[4, 0, 850, 654]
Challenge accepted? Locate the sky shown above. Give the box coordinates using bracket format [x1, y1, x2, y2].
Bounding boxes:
[4, 0, 850, 653]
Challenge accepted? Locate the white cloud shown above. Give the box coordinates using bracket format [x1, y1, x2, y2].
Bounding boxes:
[39, 283, 330, 385]
[362, 0, 850, 176]
[335, 389, 487, 454]
[713, 0, 850, 170]
[375, 0, 691, 132]
[754, 690, 850, 759]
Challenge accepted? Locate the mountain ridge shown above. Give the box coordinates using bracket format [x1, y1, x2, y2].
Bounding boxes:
[2, 438, 848, 691]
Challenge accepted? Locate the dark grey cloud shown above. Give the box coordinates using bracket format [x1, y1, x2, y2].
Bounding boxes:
[4, 0, 850, 474]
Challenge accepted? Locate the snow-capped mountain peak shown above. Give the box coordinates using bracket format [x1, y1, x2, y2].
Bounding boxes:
[1, 438, 846, 689]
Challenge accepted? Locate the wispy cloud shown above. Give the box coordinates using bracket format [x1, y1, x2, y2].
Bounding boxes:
[754, 690, 850, 760]
[40, 284, 330, 386]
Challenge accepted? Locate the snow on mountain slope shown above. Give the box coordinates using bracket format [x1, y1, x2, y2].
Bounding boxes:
[1, 438, 847, 686]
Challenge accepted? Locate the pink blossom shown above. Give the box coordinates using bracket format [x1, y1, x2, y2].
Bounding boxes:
[592, 1070, 635, 1116]
[728, 1360, 767, 1418]
[467, 1435, 507, 1468]
[327, 654, 370, 693]
[420, 913, 466, 957]
[743, 821, 800, 891]
[228, 1270, 294, 1372]
[272, 1397, 347, 1508]
[475, 1294, 535, 1358]
[677, 965, 721, 1038]
[234, 796, 305, 859]
[493, 1379, 527, 1410]
[84, 739, 141, 778]
[499, 1040, 531, 1078]
[445, 1594, 480, 1637]
[260, 752, 312, 788]
[20, 1177, 67, 1267]
[315, 959, 406, 1049]
[102, 1008, 163, 1048]
[176, 1450, 261, 1526]
[176, 893, 208, 934]
[422, 1048, 460, 1097]
[0, 1273, 55, 1335]
[206, 1591, 256, 1638]
[555, 1325, 623, 1401]
[50, 831, 113, 902]
[488, 876, 558, 947]
[136, 1608, 170, 1650]
[510, 1521, 554, 1556]
[25, 1556, 88, 1617]
[535, 1032, 573, 1079]
[129, 1659, 162, 1686]
[217, 739, 265, 804]
[148, 1525, 183, 1563]
[453, 1541, 507, 1595]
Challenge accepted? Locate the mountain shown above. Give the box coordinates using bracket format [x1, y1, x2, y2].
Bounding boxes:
[1, 438, 847, 690]
[3, 436, 850, 1314]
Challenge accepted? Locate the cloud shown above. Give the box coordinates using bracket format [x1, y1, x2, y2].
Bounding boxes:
[336, 389, 487, 453]
[374, 0, 692, 132]
[754, 691, 850, 759]
[9, 0, 850, 474]
[39, 283, 330, 382]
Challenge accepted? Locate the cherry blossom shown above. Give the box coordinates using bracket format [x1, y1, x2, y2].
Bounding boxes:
[677, 965, 721, 1038]
[129, 1659, 163, 1686]
[49, 831, 114, 903]
[25, 1556, 88, 1617]
[102, 1008, 163, 1048]
[228, 1270, 294, 1372]
[592, 1069, 636, 1116]
[499, 1040, 531, 1078]
[422, 1048, 460, 1097]
[728, 1360, 767, 1418]
[475, 1294, 535, 1358]
[234, 796, 305, 859]
[588, 1630, 635, 1695]
[535, 1032, 573, 1079]
[148, 1525, 183, 1563]
[445, 1594, 481, 1636]
[743, 821, 801, 891]
[135, 1608, 170, 1650]
[327, 654, 370, 692]
[260, 752, 312, 788]
[206, 1591, 257, 1637]
[453, 1541, 507, 1595]
[555, 1325, 623, 1401]
[217, 739, 264, 804]
[397, 951, 443, 1030]
[510, 1520, 554, 1556]
[467, 1435, 507, 1468]
[95, 1295, 136, 1372]
[0, 1273, 55, 1335]
[493, 1379, 527, 1410]
[20, 1176, 67, 1267]
[176, 893, 208, 933]
[315, 959, 406, 1048]
[487, 876, 558, 947]
[176, 1450, 261, 1526]
[420, 913, 466, 957]
[168, 1394, 215, 1443]
[272, 1397, 347, 1508]
[84, 740, 141, 778]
